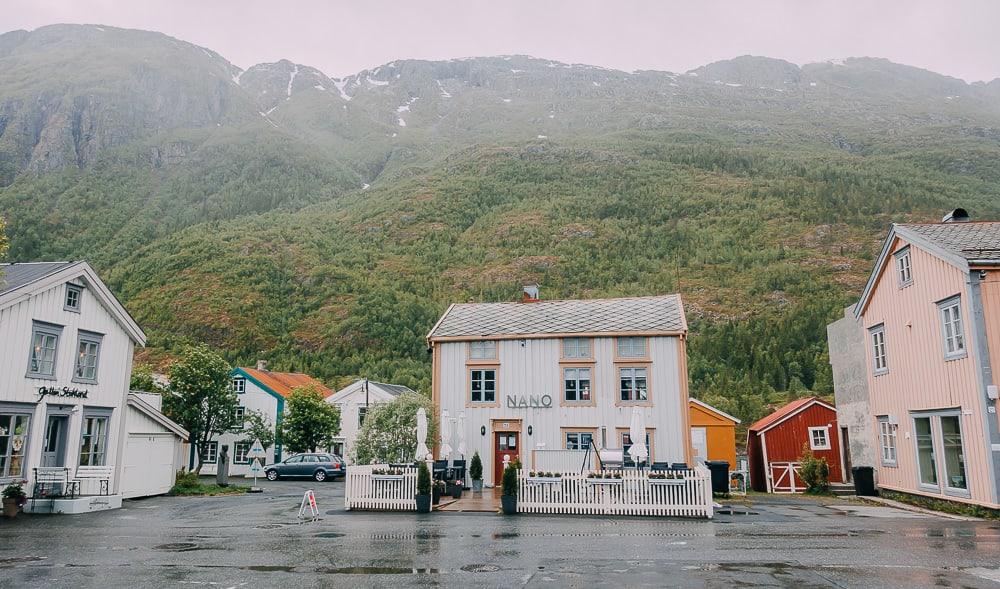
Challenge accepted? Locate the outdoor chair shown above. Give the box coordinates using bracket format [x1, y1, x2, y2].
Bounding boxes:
[670, 462, 689, 471]
[650, 461, 671, 471]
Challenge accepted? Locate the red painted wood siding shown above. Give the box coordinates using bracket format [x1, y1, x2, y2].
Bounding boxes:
[750, 403, 843, 489]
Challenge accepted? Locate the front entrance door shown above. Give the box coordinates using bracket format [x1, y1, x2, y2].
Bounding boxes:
[494, 432, 519, 484]
[41, 415, 68, 467]
[691, 427, 708, 466]
[841, 426, 853, 482]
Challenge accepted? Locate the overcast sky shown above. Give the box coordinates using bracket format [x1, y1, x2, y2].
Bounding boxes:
[3, 0, 998, 82]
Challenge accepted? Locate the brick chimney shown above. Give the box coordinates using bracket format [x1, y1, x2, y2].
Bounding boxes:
[256, 359, 269, 371]
[522, 284, 540, 303]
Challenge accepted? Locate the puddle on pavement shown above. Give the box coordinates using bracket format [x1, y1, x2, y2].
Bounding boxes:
[153, 542, 200, 552]
[0, 556, 47, 567]
[248, 565, 296, 573]
[253, 524, 285, 530]
[492, 532, 519, 539]
[317, 566, 440, 574]
[315, 532, 345, 538]
[716, 508, 759, 516]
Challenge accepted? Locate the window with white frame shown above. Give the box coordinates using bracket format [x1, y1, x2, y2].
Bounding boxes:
[878, 417, 897, 466]
[565, 432, 593, 450]
[0, 413, 31, 479]
[358, 406, 368, 428]
[64, 283, 83, 312]
[870, 324, 888, 375]
[201, 441, 219, 464]
[617, 337, 647, 358]
[469, 340, 497, 360]
[74, 331, 102, 384]
[79, 415, 109, 466]
[232, 378, 245, 394]
[470, 369, 496, 403]
[562, 337, 591, 359]
[233, 441, 250, 464]
[27, 321, 62, 378]
[894, 247, 912, 287]
[619, 367, 648, 402]
[808, 426, 830, 450]
[563, 367, 592, 402]
[234, 406, 246, 429]
[939, 297, 966, 359]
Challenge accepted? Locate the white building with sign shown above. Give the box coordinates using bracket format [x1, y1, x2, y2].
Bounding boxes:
[0, 261, 146, 513]
[428, 289, 693, 487]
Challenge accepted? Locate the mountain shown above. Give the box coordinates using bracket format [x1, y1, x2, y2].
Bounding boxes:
[2, 24, 1000, 422]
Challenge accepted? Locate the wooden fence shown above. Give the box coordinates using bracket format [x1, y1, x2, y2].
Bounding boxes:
[344, 464, 417, 511]
[517, 466, 714, 518]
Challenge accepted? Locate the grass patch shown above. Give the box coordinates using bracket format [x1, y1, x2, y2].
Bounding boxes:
[168, 470, 248, 496]
[880, 490, 1000, 520]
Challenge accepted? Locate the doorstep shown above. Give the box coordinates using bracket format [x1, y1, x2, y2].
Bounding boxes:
[436, 488, 501, 513]
[24, 494, 123, 514]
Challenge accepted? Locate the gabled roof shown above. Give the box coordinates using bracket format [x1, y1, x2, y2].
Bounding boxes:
[855, 221, 1000, 317]
[427, 294, 687, 341]
[127, 393, 189, 440]
[689, 398, 741, 424]
[748, 397, 835, 434]
[237, 368, 333, 398]
[328, 379, 416, 404]
[0, 261, 146, 345]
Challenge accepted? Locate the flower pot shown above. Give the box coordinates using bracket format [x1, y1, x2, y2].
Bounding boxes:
[415, 494, 432, 513]
[3, 497, 21, 518]
[472, 479, 483, 493]
[501, 494, 517, 515]
[451, 484, 462, 499]
[432, 488, 441, 504]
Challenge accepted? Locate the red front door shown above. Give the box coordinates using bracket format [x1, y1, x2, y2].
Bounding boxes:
[494, 432, 519, 484]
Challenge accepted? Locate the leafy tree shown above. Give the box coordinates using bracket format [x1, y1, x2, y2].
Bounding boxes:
[280, 385, 341, 453]
[240, 410, 276, 453]
[0, 215, 8, 263]
[353, 392, 436, 465]
[129, 363, 166, 394]
[163, 345, 239, 473]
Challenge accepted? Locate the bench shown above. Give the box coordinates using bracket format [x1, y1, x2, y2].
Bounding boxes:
[74, 465, 114, 496]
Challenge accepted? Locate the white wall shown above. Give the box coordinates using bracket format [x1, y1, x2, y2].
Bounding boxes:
[201, 378, 279, 476]
[0, 278, 136, 494]
[328, 382, 396, 464]
[437, 336, 688, 486]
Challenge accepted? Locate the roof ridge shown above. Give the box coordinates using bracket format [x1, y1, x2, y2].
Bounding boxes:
[453, 293, 680, 307]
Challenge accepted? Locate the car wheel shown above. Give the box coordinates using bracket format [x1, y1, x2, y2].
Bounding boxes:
[314, 470, 327, 482]
[266, 469, 279, 481]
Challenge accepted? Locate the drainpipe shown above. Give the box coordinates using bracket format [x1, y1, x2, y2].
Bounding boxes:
[966, 270, 1000, 505]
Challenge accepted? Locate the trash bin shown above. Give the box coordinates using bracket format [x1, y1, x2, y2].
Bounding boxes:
[852, 466, 877, 496]
[706, 460, 730, 494]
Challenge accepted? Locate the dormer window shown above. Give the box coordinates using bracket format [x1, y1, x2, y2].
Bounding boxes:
[232, 378, 246, 394]
[65, 284, 83, 312]
[894, 247, 912, 288]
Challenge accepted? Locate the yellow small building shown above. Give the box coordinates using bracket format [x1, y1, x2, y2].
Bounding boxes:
[689, 398, 740, 468]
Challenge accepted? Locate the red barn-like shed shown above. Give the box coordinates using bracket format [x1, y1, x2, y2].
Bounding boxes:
[747, 397, 843, 493]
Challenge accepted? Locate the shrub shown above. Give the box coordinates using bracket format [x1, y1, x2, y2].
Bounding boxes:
[417, 461, 431, 496]
[799, 445, 830, 493]
[171, 469, 200, 492]
[470, 451, 483, 481]
[501, 464, 518, 497]
[2, 481, 27, 502]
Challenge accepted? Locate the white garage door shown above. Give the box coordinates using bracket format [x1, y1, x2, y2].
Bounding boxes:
[122, 433, 177, 499]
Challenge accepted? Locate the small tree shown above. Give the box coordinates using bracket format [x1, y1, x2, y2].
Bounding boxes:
[501, 464, 518, 497]
[799, 444, 831, 493]
[130, 363, 166, 394]
[281, 385, 341, 453]
[417, 462, 431, 496]
[353, 392, 436, 464]
[163, 345, 239, 473]
[470, 451, 483, 481]
[241, 410, 276, 453]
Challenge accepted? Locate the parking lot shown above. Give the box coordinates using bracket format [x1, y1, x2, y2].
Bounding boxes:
[2, 478, 1000, 588]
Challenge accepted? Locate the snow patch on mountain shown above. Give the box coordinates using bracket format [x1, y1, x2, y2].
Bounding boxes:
[332, 78, 352, 101]
[286, 65, 298, 98]
[436, 80, 452, 98]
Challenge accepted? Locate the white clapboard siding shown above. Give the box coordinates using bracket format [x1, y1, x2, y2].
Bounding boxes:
[531, 449, 593, 473]
[344, 464, 417, 511]
[517, 466, 713, 518]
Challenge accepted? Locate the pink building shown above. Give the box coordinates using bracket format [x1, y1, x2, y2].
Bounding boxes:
[853, 210, 1000, 509]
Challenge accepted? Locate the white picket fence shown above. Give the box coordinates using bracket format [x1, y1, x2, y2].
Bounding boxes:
[518, 466, 714, 518]
[344, 464, 417, 511]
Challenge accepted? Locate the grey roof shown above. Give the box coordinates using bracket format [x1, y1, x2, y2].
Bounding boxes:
[370, 381, 416, 397]
[899, 222, 1000, 262]
[0, 261, 77, 294]
[428, 294, 686, 340]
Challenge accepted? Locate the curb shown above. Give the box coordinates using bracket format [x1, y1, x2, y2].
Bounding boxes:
[860, 496, 984, 521]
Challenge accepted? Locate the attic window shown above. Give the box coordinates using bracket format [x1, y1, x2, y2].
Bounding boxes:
[894, 247, 912, 288]
[65, 284, 83, 312]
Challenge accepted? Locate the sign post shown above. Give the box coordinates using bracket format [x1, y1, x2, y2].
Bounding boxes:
[248, 439, 266, 493]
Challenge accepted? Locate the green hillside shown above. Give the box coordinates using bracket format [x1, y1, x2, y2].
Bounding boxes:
[2, 24, 1000, 423]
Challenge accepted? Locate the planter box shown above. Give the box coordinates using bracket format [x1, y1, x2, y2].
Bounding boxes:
[585, 478, 623, 485]
[372, 474, 406, 481]
[526, 477, 563, 484]
[648, 478, 687, 486]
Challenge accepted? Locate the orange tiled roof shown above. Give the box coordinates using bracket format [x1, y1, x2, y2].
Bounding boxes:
[748, 397, 829, 433]
[240, 368, 333, 398]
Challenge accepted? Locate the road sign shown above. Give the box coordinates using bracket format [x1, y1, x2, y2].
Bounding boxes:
[249, 439, 266, 459]
[249, 458, 263, 474]
[298, 490, 319, 519]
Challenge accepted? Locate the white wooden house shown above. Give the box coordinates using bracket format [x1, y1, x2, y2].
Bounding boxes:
[427, 289, 693, 487]
[326, 379, 417, 463]
[0, 261, 146, 513]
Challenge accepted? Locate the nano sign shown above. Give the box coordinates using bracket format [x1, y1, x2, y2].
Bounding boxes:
[505, 394, 553, 409]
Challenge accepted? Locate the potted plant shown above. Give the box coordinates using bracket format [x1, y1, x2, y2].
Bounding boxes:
[500, 464, 518, 515]
[470, 451, 483, 492]
[432, 480, 445, 504]
[415, 462, 432, 513]
[3, 481, 27, 518]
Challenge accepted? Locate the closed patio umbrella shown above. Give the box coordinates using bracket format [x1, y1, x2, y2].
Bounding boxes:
[456, 412, 467, 458]
[415, 407, 430, 461]
[439, 409, 453, 460]
[628, 406, 648, 468]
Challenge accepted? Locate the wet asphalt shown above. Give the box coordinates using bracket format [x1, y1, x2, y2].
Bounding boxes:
[1, 478, 999, 588]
